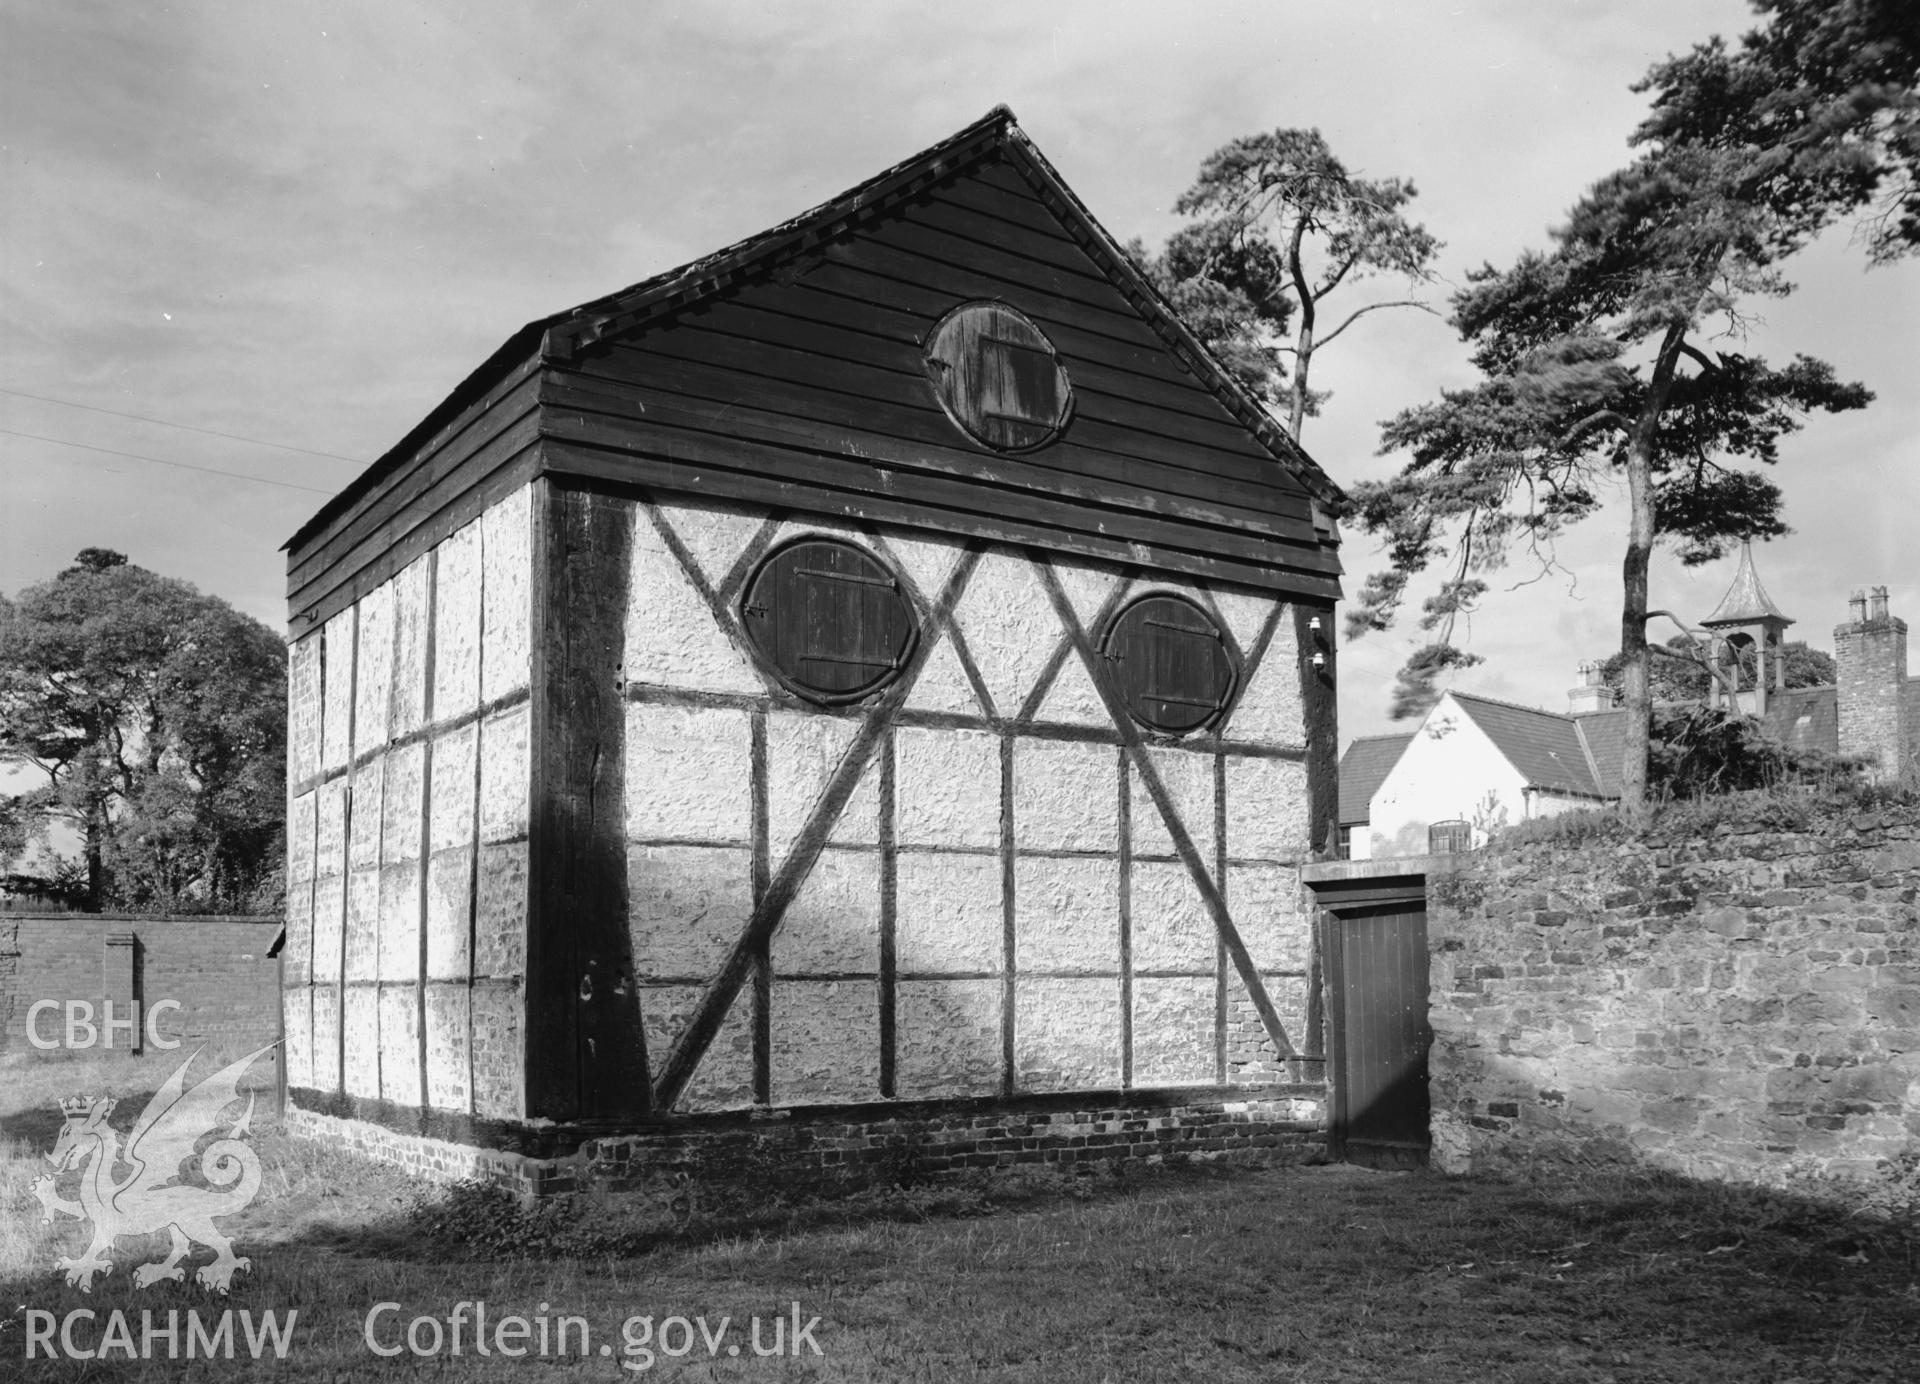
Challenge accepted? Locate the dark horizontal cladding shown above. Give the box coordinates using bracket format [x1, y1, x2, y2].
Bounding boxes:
[541, 434, 1342, 601]
[283, 363, 544, 627]
[547, 366, 1321, 565]
[289, 1079, 1326, 1159]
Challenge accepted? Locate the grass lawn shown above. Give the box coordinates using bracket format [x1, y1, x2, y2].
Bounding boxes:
[3, 1050, 1917, 1381]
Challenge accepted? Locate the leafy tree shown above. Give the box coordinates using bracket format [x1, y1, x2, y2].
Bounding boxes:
[0, 550, 286, 912]
[1135, 128, 1440, 438]
[1344, 0, 1912, 807]
[1595, 634, 1835, 703]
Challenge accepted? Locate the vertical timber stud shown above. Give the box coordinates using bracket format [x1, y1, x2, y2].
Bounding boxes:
[1296, 602, 1338, 1064]
[878, 728, 898, 1099]
[529, 481, 647, 1120]
[750, 710, 771, 1105]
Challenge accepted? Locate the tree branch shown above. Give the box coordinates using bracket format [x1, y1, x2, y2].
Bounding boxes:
[1316, 298, 1442, 348]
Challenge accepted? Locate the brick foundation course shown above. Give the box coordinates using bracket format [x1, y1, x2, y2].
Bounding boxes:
[288, 1087, 1326, 1199]
[1429, 806, 1920, 1194]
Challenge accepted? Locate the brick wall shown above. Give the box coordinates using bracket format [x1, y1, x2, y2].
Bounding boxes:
[289, 1086, 1326, 1198]
[1428, 807, 1920, 1192]
[0, 914, 282, 1068]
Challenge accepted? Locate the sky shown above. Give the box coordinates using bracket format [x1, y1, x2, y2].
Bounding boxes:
[2, 0, 1914, 750]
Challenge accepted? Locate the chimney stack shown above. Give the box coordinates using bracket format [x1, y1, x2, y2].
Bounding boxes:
[1566, 661, 1615, 716]
[1835, 587, 1909, 778]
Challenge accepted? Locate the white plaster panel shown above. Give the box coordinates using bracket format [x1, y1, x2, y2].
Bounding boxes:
[1033, 651, 1109, 725]
[772, 979, 881, 1105]
[311, 873, 345, 984]
[655, 499, 767, 591]
[428, 723, 478, 853]
[424, 983, 471, 1113]
[320, 608, 355, 775]
[894, 725, 1000, 848]
[311, 986, 341, 1091]
[628, 844, 752, 980]
[1130, 861, 1216, 974]
[1210, 589, 1279, 662]
[425, 847, 472, 981]
[352, 581, 394, 756]
[478, 703, 530, 843]
[471, 982, 524, 1119]
[389, 555, 432, 737]
[433, 520, 484, 719]
[1015, 978, 1121, 1091]
[379, 986, 422, 1108]
[903, 630, 987, 716]
[474, 840, 528, 980]
[1131, 976, 1217, 1087]
[381, 743, 425, 864]
[1013, 738, 1117, 851]
[767, 711, 864, 864]
[1226, 623, 1305, 746]
[1133, 747, 1218, 865]
[287, 791, 317, 886]
[626, 704, 752, 842]
[625, 514, 762, 693]
[315, 778, 349, 880]
[947, 550, 1064, 718]
[480, 484, 533, 703]
[895, 851, 1003, 975]
[1226, 756, 1309, 861]
[344, 869, 379, 982]
[895, 979, 1003, 1098]
[282, 885, 312, 986]
[1052, 559, 1121, 635]
[288, 636, 322, 785]
[882, 532, 965, 607]
[282, 987, 313, 1090]
[378, 862, 422, 982]
[1014, 856, 1118, 975]
[776, 850, 880, 976]
[343, 987, 380, 1098]
[1228, 863, 1308, 972]
[347, 759, 384, 871]
[643, 985, 754, 1113]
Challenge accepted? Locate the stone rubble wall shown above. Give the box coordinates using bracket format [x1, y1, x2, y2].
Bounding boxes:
[1429, 808, 1920, 1192]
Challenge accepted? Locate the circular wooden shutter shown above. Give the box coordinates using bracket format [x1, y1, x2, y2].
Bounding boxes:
[923, 300, 1073, 451]
[740, 539, 919, 703]
[1100, 594, 1237, 735]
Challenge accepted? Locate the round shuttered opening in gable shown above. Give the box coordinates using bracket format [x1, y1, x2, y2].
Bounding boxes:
[923, 300, 1074, 452]
[740, 538, 919, 704]
[1100, 594, 1237, 735]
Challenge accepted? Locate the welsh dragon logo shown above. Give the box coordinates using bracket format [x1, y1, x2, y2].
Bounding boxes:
[30, 1043, 277, 1293]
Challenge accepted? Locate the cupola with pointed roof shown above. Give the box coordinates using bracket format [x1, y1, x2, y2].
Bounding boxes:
[1699, 541, 1793, 715]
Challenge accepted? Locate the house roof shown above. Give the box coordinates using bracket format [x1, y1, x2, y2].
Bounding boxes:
[1760, 684, 1840, 755]
[287, 105, 1342, 554]
[1449, 692, 1624, 799]
[1338, 733, 1413, 824]
[1701, 542, 1793, 629]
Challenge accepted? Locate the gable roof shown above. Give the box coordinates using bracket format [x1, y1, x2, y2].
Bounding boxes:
[1339, 733, 1413, 824]
[1449, 692, 1622, 799]
[287, 105, 1341, 555]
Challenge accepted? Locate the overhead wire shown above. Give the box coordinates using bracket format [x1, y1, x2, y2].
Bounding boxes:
[0, 427, 336, 495]
[0, 385, 364, 463]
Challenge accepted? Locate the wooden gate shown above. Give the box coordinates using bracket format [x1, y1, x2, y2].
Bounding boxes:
[1303, 865, 1432, 1168]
